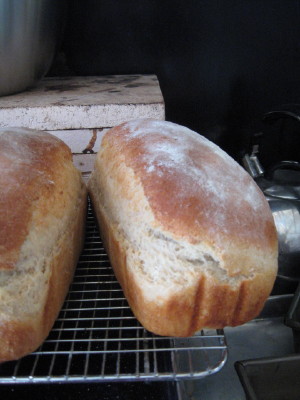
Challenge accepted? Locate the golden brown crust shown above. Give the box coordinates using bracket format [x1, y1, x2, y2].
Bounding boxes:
[0, 321, 38, 363]
[0, 129, 73, 270]
[0, 128, 87, 362]
[88, 119, 278, 337]
[101, 120, 277, 251]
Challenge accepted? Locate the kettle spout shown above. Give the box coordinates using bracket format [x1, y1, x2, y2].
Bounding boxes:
[242, 152, 264, 178]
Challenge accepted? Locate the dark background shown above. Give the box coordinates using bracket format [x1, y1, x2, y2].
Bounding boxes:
[49, 0, 300, 166]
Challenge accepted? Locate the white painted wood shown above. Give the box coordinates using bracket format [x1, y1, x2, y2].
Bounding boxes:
[0, 75, 165, 130]
[0, 75, 165, 176]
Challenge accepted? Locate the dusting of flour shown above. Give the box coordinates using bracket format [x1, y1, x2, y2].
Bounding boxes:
[114, 119, 270, 244]
[124, 119, 261, 205]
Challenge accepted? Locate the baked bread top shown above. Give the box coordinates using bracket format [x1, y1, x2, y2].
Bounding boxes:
[99, 118, 277, 280]
[0, 128, 76, 271]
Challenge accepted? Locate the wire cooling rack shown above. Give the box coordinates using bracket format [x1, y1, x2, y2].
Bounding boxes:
[0, 201, 227, 384]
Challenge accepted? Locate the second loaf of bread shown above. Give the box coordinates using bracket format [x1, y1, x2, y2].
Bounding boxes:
[0, 128, 87, 362]
[88, 119, 278, 337]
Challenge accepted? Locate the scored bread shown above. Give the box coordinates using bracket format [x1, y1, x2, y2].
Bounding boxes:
[0, 128, 87, 362]
[88, 119, 278, 337]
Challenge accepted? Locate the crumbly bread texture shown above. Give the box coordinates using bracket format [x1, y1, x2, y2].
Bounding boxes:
[88, 119, 278, 337]
[0, 128, 87, 362]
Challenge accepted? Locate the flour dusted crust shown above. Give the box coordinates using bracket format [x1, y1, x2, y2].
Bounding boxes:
[0, 128, 87, 362]
[88, 119, 278, 337]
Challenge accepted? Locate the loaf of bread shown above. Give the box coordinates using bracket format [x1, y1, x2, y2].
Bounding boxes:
[88, 119, 278, 337]
[0, 127, 87, 362]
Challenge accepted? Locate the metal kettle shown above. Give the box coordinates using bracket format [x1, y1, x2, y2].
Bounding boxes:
[243, 109, 300, 293]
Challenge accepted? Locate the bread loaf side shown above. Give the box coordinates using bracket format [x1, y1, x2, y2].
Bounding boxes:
[0, 128, 87, 362]
[88, 119, 278, 337]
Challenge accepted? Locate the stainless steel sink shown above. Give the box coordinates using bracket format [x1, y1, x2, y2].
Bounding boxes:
[177, 295, 295, 400]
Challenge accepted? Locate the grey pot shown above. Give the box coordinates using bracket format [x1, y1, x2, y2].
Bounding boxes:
[0, 0, 66, 97]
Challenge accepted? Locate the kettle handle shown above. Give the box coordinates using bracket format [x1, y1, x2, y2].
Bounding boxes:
[263, 109, 300, 124]
[265, 160, 300, 180]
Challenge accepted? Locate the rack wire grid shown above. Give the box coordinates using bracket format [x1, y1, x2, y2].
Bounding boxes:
[0, 201, 227, 384]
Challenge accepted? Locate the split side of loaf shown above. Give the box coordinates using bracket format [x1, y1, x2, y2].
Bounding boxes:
[88, 119, 278, 337]
[0, 128, 87, 362]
